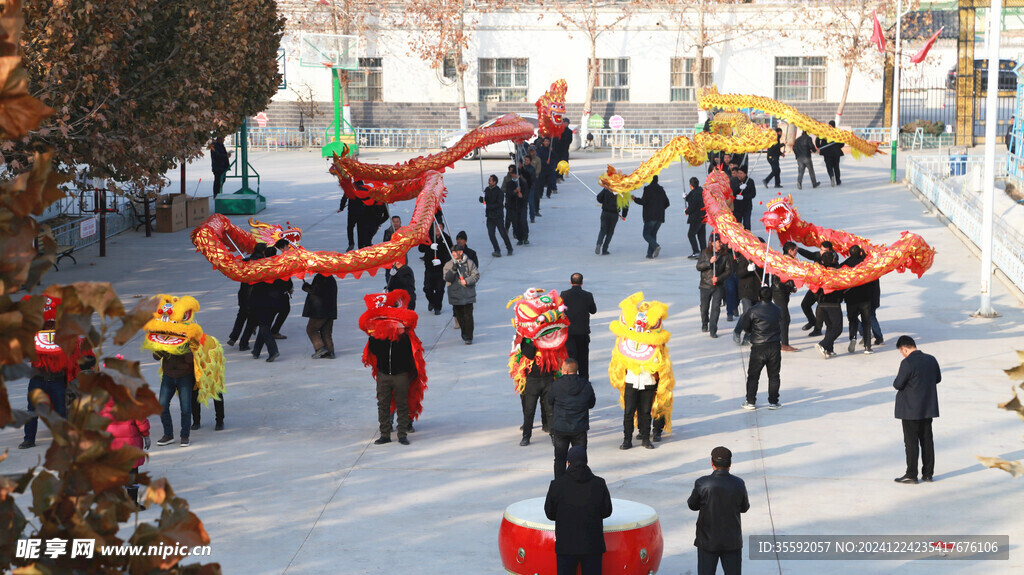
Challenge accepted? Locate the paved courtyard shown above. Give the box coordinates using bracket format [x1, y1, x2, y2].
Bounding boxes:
[5, 146, 1024, 574]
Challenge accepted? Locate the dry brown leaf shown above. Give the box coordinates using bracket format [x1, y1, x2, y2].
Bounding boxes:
[113, 295, 160, 345]
[976, 455, 1024, 478]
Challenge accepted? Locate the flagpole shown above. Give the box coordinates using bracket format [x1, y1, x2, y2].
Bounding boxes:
[889, 0, 904, 184]
[976, 0, 1002, 318]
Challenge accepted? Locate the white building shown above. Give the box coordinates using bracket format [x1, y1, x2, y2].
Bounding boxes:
[263, 3, 1015, 131]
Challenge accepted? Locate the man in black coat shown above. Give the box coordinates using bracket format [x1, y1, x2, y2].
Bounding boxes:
[893, 336, 941, 483]
[503, 167, 530, 245]
[697, 234, 733, 338]
[816, 120, 845, 186]
[480, 174, 513, 257]
[687, 446, 750, 575]
[763, 128, 784, 188]
[731, 250, 763, 344]
[544, 446, 612, 575]
[729, 166, 756, 230]
[418, 222, 452, 315]
[562, 273, 597, 382]
[386, 256, 417, 311]
[248, 247, 285, 362]
[792, 131, 821, 190]
[813, 252, 844, 358]
[382, 215, 403, 285]
[546, 359, 596, 479]
[841, 245, 874, 355]
[685, 177, 706, 259]
[797, 240, 834, 336]
[737, 287, 783, 410]
[209, 137, 231, 197]
[357, 202, 389, 249]
[368, 331, 416, 446]
[631, 174, 670, 259]
[520, 337, 556, 446]
[301, 273, 338, 359]
[595, 187, 627, 255]
[338, 193, 362, 252]
[773, 242, 799, 352]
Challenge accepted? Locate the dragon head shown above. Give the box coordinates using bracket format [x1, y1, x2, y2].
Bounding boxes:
[359, 290, 418, 341]
[508, 288, 569, 350]
[142, 294, 205, 354]
[609, 292, 671, 364]
[536, 79, 568, 139]
[249, 217, 302, 247]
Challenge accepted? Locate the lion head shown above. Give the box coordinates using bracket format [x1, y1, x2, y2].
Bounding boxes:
[142, 294, 205, 354]
[609, 292, 671, 364]
[359, 290, 418, 341]
[535, 79, 568, 139]
[508, 288, 569, 350]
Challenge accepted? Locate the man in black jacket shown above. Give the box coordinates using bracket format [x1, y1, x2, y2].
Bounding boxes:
[369, 330, 415, 445]
[816, 120, 845, 186]
[793, 131, 821, 190]
[301, 273, 338, 359]
[731, 250, 763, 344]
[209, 137, 231, 197]
[382, 216, 403, 285]
[546, 359, 596, 479]
[798, 240, 834, 336]
[595, 187, 627, 255]
[841, 245, 874, 354]
[503, 167, 530, 245]
[338, 193, 362, 252]
[386, 256, 417, 311]
[418, 222, 452, 315]
[738, 287, 783, 410]
[685, 177, 706, 258]
[562, 274, 597, 381]
[545, 446, 612, 575]
[697, 234, 733, 338]
[813, 252, 844, 358]
[687, 446, 750, 575]
[763, 128, 784, 188]
[520, 338, 556, 446]
[249, 246, 286, 362]
[480, 174, 513, 257]
[729, 166, 756, 231]
[357, 201, 389, 249]
[632, 174, 670, 258]
[773, 242, 799, 352]
[893, 336, 941, 483]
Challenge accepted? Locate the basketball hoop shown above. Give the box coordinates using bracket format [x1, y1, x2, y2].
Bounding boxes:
[322, 61, 334, 69]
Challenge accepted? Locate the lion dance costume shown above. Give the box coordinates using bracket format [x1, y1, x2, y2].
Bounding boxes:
[359, 290, 428, 440]
[609, 292, 676, 448]
[141, 295, 226, 407]
[507, 288, 570, 444]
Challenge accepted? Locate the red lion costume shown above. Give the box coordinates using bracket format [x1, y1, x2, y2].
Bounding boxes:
[358, 290, 428, 421]
[24, 294, 92, 380]
[506, 288, 570, 393]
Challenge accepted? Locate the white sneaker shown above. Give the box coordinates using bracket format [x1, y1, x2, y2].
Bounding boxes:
[741, 402, 756, 410]
[814, 343, 829, 359]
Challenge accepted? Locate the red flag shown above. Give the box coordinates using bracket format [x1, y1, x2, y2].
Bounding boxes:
[910, 27, 945, 64]
[870, 10, 886, 53]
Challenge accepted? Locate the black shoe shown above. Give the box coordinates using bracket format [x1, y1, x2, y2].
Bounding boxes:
[807, 331, 822, 337]
[180, 436, 190, 447]
[601, 250, 610, 255]
[541, 425, 550, 433]
[801, 322, 814, 331]
[645, 255, 654, 259]
[762, 178, 769, 186]
[347, 244, 355, 252]
[191, 421, 200, 431]
[266, 352, 280, 362]
[312, 348, 328, 359]
[398, 436, 410, 445]
[774, 185, 784, 188]
[812, 181, 821, 188]
[519, 437, 530, 447]
[272, 333, 287, 340]
[652, 430, 662, 442]
[894, 474, 918, 484]
[797, 182, 803, 190]
[874, 338, 884, 346]
[374, 436, 391, 445]
[619, 439, 632, 450]
[523, 240, 530, 245]
[226, 338, 237, 347]
[507, 248, 513, 256]
[726, 314, 734, 322]
[848, 339, 857, 354]
[642, 439, 654, 449]
[710, 333, 718, 338]
[237, 344, 251, 352]
[922, 475, 933, 482]
[492, 251, 501, 257]
[433, 309, 441, 315]
[408, 423, 415, 433]
[701, 325, 709, 333]
[156, 435, 174, 446]
[18, 440, 34, 449]
[215, 421, 224, 431]
[516, 240, 524, 245]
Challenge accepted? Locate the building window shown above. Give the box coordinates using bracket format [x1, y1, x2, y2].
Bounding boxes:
[478, 58, 529, 102]
[774, 56, 826, 101]
[348, 57, 382, 101]
[670, 57, 713, 102]
[591, 58, 629, 102]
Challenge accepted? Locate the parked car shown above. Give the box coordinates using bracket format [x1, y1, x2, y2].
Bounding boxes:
[441, 113, 580, 160]
[946, 59, 1017, 92]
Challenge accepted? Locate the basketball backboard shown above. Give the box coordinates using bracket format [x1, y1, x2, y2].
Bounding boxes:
[299, 33, 359, 70]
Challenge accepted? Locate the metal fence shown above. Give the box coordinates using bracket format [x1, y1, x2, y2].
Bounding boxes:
[905, 154, 1024, 292]
[41, 190, 137, 254]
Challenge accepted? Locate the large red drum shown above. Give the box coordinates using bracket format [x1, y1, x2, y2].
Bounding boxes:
[498, 497, 663, 575]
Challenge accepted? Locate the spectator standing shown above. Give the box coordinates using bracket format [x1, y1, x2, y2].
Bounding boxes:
[893, 336, 941, 484]
[546, 359, 596, 479]
[631, 175, 670, 259]
[503, 166, 530, 245]
[729, 167, 756, 231]
[793, 131, 821, 190]
[595, 187, 628, 255]
[738, 287, 783, 410]
[369, 329, 415, 446]
[687, 447, 750, 575]
[685, 177, 707, 259]
[562, 273, 597, 381]
[209, 137, 232, 197]
[302, 273, 338, 359]
[480, 174, 514, 257]
[443, 246, 480, 344]
[386, 256, 417, 311]
[544, 446, 613, 575]
[454, 231, 479, 268]
[527, 145, 543, 218]
[338, 194, 362, 252]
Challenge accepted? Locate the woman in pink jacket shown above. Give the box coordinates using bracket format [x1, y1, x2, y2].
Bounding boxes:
[101, 399, 151, 506]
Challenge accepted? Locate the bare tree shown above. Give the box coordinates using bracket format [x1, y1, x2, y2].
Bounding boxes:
[550, 0, 643, 139]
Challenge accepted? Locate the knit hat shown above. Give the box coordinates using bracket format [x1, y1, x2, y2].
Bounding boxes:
[456, 230, 468, 241]
[711, 446, 732, 467]
[567, 445, 588, 466]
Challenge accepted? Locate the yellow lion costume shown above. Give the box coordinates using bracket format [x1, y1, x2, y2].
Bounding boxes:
[609, 292, 676, 438]
[141, 295, 226, 405]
